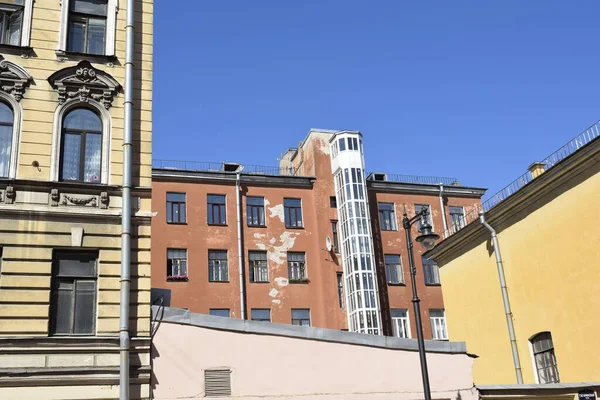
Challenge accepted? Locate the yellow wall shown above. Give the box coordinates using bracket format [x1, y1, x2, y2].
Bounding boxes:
[439, 160, 600, 384]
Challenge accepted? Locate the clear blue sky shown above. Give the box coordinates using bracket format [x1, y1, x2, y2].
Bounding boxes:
[153, 1, 600, 198]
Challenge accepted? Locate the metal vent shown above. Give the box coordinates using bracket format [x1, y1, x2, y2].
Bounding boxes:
[204, 369, 231, 397]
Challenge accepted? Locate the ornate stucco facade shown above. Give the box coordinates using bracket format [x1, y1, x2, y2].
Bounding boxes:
[0, 0, 153, 398]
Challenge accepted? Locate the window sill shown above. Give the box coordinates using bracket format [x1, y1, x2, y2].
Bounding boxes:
[167, 222, 188, 225]
[285, 226, 305, 230]
[249, 281, 270, 284]
[0, 44, 33, 57]
[56, 50, 118, 66]
[424, 283, 442, 287]
[167, 276, 189, 282]
[387, 283, 406, 287]
[208, 280, 230, 283]
[208, 223, 228, 227]
[380, 228, 398, 232]
[289, 279, 310, 284]
[247, 225, 267, 228]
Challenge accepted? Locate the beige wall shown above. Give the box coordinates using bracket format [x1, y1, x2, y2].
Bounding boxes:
[152, 316, 477, 400]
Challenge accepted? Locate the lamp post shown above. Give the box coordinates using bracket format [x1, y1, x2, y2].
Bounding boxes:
[402, 206, 440, 400]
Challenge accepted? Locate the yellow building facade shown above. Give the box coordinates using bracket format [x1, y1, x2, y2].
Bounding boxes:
[0, 0, 153, 398]
[428, 123, 600, 386]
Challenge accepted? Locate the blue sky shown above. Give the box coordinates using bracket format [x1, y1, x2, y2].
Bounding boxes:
[153, 1, 600, 197]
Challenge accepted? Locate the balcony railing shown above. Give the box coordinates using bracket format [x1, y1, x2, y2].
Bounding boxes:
[444, 119, 600, 238]
[152, 159, 297, 176]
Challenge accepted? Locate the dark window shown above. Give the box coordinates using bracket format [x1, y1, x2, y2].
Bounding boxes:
[291, 309, 310, 326]
[339, 138, 346, 151]
[378, 202, 397, 231]
[209, 309, 230, 318]
[331, 221, 340, 253]
[167, 249, 187, 280]
[208, 250, 228, 282]
[60, 108, 102, 183]
[288, 252, 307, 281]
[531, 332, 560, 383]
[246, 196, 265, 227]
[249, 250, 268, 283]
[449, 206, 465, 233]
[415, 204, 433, 232]
[423, 257, 440, 285]
[207, 194, 226, 225]
[251, 308, 270, 322]
[0, 1, 23, 46]
[330, 196, 337, 208]
[49, 251, 97, 335]
[67, 0, 107, 55]
[166, 193, 186, 224]
[347, 137, 358, 150]
[284, 198, 303, 228]
[0, 102, 13, 178]
[385, 254, 403, 285]
[336, 272, 344, 308]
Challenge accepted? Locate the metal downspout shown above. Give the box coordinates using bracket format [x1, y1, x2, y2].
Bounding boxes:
[479, 211, 524, 384]
[439, 184, 448, 237]
[236, 171, 246, 319]
[120, 0, 135, 397]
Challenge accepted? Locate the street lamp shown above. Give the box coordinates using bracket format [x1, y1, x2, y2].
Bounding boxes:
[402, 206, 440, 400]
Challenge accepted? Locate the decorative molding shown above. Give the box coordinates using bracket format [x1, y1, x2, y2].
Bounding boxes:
[71, 227, 84, 247]
[0, 56, 34, 101]
[50, 188, 60, 206]
[61, 194, 97, 207]
[47, 61, 122, 109]
[100, 191, 109, 209]
[4, 185, 15, 204]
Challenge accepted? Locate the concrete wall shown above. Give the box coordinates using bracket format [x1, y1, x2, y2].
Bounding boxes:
[151, 307, 478, 400]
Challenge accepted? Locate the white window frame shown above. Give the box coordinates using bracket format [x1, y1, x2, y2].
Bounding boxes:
[50, 98, 112, 185]
[0, 0, 33, 47]
[429, 309, 448, 340]
[57, 0, 118, 56]
[0, 92, 22, 179]
[391, 309, 411, 338]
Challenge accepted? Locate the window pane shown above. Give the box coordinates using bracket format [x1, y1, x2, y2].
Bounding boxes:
[61, 133, 81, 181]
[7, 8, 22, 45]
[209, 309, 230, 318]
[67, 20, 86, 53]
[291, 309, 310, 319]
[84, 133, 102, 183]
[86, 18, 105, 55]
[73, 280, 95, 334]
[0, 102, 12, 123]
[208, 194, 226, 204]
[167, 249, 187, 259]
[64, 108, 102, 131]
[429, 309, 444, 318]
[284, 198, 301, 207]
[247, 196, 264, 206]
[0, 124, 13, 178]
[339, 138, 346, 151]
[71, 0, 108, 16]
[51, 280, 73, 334]
[167, 193, 186, 202]
[56, 252, 96, 276]
[251, 309, 270, 321]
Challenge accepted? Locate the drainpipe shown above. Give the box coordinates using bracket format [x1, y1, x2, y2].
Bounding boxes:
[236, 171, 246, 319]
[479, 212, 524, 384]
[439, 183, 449, 238]
[119, 0, 135, 398]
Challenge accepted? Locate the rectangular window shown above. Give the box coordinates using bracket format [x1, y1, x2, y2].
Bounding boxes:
[415, 204, 433, 232]
[331, 221, 340, 253]
[284, 198, 303, 228]
[378, 202, 397, 231]
[167, 249, 187, 280]
[330, 196, 337, 208]
[532, 332, 560, 383]
[208, 250, 228, 282]
[287, 252, 307, 282]
[449, 206, 466, 233]
[339, 138, 346, 151]
[291, 309, 310, 326]
[209, 309, 230, 318]
[246, 196, 265, 227]
[0, 1, 24, 46]
[49, 251, 97, 336]
[423, 257, 440, 285]
[67, 0, 107, 55]
[430, 309, 448, 340]
[166, 192, 186, 224]
[251, 308, 270, 322]
[337, 272, 344, 308]
[391, 309, 411, 338]
[385, 254, 404, 285]
[249, 250, 268, 283]
[207, 194, 226, 225]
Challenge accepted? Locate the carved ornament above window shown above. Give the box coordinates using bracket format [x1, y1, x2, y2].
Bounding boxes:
[47, 61, 122, 109]
[0, 56, 34, 102]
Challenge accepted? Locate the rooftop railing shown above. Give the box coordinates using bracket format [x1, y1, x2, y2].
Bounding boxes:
[444, 119, 600, 238]
[367, 173, 460, 186]
[152, 159, 297, 176]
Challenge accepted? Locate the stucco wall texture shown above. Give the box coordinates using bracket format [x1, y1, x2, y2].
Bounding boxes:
[151, 319, 477, 400]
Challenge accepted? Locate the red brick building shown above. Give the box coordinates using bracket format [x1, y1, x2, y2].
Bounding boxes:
[151, 129, 485, 339]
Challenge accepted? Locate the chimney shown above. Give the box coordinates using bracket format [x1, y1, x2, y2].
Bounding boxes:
[528, 161, 546, 179]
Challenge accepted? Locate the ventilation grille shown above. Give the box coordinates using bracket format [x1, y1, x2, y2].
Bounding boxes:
[204, 369, 231, 397]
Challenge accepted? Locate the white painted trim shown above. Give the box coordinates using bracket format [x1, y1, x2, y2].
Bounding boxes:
[20, 0, 34, 47]
[528, 340, 539, 384]
[50, 99, 112, 185]
[0, 92, 23, 179]
[57, 0, 118, 55]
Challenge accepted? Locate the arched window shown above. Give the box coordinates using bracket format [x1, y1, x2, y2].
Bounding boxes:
[0, 101, 14, 178]
[60, 108, 102, 183]
[531, 332, 559, 383]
